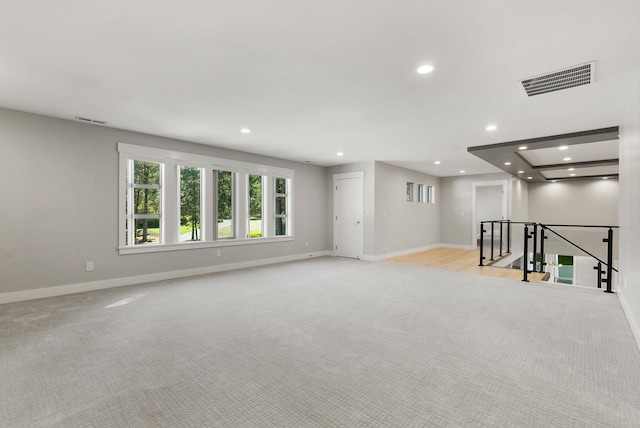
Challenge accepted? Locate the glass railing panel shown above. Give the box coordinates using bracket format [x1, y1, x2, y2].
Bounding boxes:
[537, 226, 617, 288]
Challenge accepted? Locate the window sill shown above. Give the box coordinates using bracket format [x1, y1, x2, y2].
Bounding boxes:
[118, 236, 295, 255]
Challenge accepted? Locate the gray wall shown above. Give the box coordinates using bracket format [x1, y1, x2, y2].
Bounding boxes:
[528, 180, 619, 225]
[439, 173, 512, 246]
[0, 108, 328, 294]
[326, 161, 440, 258]
[619, 70, 640, 346]
[510, 176, 529, 222]
[374, 162, 440, 255]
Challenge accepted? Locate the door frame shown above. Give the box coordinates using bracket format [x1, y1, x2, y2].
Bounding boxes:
[471, 179, 508, 246]
[333, 171, 364, 259]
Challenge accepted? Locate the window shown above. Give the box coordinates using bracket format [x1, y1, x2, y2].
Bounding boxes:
[417, 184, 425, 203]
[179, 166, 202, 242]
[126, 159, 162, 246]
[248, 174, 263, 238]
[118, 143, 294, 254]
[216, 170, 234, 239]
[275, 177, 288, 236]
[427, 185, 435, 204]
[406, 182, 414, 202]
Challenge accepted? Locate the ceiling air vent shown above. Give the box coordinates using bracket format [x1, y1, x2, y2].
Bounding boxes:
[520, 61, 595, 97]
[75, 116, 107, 125]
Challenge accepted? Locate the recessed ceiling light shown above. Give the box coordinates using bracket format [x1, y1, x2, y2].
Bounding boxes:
[504, 162, 511, 166]
[603, 176, 609, 180]
[336, 152, 344, 156]
[563, 157, 572, 161]
[552, 180, 557, 183]
[527, 176, 533, 180]
[518, 170, 524, 174]
[559, 145, 569, 150]
[434, 161, 441, 165]
[486, 125, 498, 131]
[240, 128, 251, 133]
[568, 168, 575, 171]
[519, 146, 528, 150]
[459, 170, 465, 174]
[570, 173, 576, 176]
[417, 65, 434, 74]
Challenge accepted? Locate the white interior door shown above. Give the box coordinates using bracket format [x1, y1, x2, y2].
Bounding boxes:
[334, 173, 364, 259]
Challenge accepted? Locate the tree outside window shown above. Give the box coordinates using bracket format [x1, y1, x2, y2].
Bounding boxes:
[275, 177, 287, 236]
[217, 170, 233, 239]
[248, 174, 263, 238]
[129, 160, 161, 245]
[179, 166, 201, 242]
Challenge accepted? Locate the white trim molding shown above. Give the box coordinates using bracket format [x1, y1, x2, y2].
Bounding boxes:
[0, 251, 332, 305]
[438, 243, 478, 250]
[362, 244, 442, 261]
[118, 142, 295, 254]
[618, 291, 640, 353]
[471, 179, 509, 247]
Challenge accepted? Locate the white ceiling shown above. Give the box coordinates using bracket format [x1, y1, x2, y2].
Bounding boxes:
[1, 1, 639, 177]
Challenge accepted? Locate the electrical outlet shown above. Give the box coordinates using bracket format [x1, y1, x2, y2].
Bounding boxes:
[86, 261, 94, 272]
[305, 242, 309, 248]
[216, 249, 221, 257]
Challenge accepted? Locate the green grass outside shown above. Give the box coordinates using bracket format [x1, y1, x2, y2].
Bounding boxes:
[136, 222, 262, 242]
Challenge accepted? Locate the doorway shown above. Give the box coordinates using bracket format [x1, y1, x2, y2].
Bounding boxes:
[472, 180, 508, 246]
[333, 172, 364, 259]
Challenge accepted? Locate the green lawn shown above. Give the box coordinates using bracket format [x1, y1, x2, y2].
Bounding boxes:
[136, 222, 262, 243]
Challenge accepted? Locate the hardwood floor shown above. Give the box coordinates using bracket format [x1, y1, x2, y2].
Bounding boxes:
[383, 247, 547, 282]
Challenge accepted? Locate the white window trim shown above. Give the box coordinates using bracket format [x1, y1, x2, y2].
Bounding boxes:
[427, 185, 435, 204]
[273, 177, 292, 237]
[177, 164, 205, 243]
[118, 143, 294, 255]
[407, 182, 415, 202]
[214, 169, 234, 241]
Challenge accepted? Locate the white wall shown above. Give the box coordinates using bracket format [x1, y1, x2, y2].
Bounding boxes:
[618, 71, 640, 348]
[0, 108, 329, 297]
[374, 162, 440, 256]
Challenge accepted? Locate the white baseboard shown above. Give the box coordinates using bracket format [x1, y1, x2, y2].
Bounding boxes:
[618, 291, 640, 353]
[361, 244, 442, 262]
[438, 243, 477, 250]
[360, 243, 477, 262]
[0, 251, 332, 305]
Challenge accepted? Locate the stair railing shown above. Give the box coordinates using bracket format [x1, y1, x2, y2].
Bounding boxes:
[537, 224, 618, 293]
[478, 220, 619, 292]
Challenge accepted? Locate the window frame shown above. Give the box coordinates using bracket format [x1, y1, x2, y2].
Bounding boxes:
[427, 185, 435, 204]
[123, 155, 164, 247]
[406, 182, 415, 202]
[215, 169, 235, 240]
[274, 176, 291, 236]
[417, 184, 425, 203]
[247, 173, 265, 239]
[118, 143, 294, 255]
[177, 163, 204, 243]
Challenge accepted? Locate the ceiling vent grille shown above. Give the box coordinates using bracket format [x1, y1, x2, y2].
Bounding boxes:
[520, 62, 595, 97]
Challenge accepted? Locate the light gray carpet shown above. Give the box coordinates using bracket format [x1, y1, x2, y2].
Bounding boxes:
[1, 257, 639, 427]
